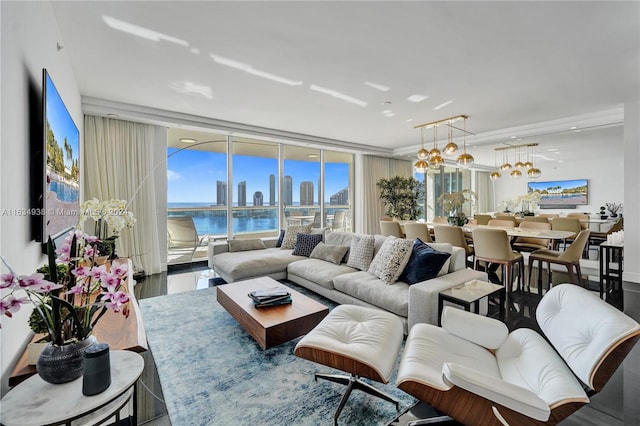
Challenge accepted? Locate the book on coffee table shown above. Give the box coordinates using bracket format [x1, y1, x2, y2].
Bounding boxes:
[253, 295, 293, 308]
[248, 287, 292, 306]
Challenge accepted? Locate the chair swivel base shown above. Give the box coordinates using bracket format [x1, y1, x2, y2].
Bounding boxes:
[315, 372, 399, 425]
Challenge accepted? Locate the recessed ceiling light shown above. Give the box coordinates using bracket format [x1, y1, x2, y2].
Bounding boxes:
[179, 138, 197, 143]
[364, 81, 390, 92]
[570, 126, 577, 130]
[407, 94, 428, 103]
[433, 100, 453, 110]
[307, 154, 318, 158]
[107, 113, 118, 118]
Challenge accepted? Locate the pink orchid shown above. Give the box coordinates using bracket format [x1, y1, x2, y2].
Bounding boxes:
[71, 265, 90, 278]
[85, 235, 99, 243]
[102, 290, 129, 312]
[89, 265, 107, 280]
[17, 273, 48, 288]
[84, 245, 96, 258]
[111, 263, 128, 278]
[0, 295, 29, 316]
[100, 273, 121, 289]
[1, 272, 16, 289]
[67, 283, 86, 295]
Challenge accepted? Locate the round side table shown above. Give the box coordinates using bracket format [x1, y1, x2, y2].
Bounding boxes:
[1, 350, 144, 426]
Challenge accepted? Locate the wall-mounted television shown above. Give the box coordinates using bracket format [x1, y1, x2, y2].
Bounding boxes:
[527, 179, 588, 208]
[42, 69, 80, 241]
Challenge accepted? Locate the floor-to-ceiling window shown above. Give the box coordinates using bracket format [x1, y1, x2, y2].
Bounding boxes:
[324, 151, 353, 231]
[416, 165, 472, 220]
[283, 146, 321, 225]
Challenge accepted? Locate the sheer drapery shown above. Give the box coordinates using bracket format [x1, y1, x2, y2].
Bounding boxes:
[475, 171, 494, 214]
[359, 155, 412, 235]
[84, 116, 162, 275]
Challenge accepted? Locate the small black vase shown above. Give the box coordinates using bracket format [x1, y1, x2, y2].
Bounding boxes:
[36, 335, 97, 384]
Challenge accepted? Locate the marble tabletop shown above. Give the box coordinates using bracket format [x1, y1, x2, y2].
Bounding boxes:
[1, 350, 144, 426]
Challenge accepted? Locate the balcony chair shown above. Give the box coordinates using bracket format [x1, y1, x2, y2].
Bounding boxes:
[331, 210, 347, 231]
[473, 214, 492, 225]
[511, 221, 551, 253]
[379, 220, 404, 238]
[403, 222, 433, 243]
[167, 216, 204, 261]
[527, 229, 591, 295]
[311, 211, 327, 228]
[396, 284, 640, 426]
[433, 225, 473, 266]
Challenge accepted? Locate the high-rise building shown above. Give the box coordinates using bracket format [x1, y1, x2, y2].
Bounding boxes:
[216, 180, 227, 206]
[300, 181, 314, 206]
[330, 187, 349, 205]
[253, 191, 263, 206]
[284, 176, 293, 206]
[238, 181, 246, 206]
[269, 174, 275, 206]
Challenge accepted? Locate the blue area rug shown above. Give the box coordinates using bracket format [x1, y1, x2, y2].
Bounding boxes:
[139, 281, 416, 425]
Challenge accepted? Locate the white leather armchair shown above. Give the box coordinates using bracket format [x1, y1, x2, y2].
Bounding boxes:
[396, 284, 640, 426]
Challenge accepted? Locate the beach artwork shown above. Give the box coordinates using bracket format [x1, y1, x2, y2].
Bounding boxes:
[527, 179, 588, 206]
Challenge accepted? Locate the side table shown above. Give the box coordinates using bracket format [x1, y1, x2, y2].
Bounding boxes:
[1, 350, 144, 426]
[438, 280, 505, 326]
[599, 242, 624, 308]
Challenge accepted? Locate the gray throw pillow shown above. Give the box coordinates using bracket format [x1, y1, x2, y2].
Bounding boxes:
[228, 238, 267, 252]
[368, 236, 413, 285]
[280, 224, 313, 250]
[346, 234, 375, 271]
[309, 243, 349, 265]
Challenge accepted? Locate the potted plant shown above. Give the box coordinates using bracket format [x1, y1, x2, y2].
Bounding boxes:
[599, 206, 608, 220]
[377, 176, 423, 220]
[437, 190, 478, 225]
[606, 202, 622, 218]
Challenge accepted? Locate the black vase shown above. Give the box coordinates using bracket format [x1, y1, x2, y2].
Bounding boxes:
[36, 335, 97, 384]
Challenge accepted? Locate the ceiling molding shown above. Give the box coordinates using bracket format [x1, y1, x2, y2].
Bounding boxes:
[393, 106, 625, 157]
[81, 96, 394, 156]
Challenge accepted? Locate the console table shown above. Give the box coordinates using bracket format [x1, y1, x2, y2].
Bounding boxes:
[8, 258, 147, 387]
[1, 351, 144, 426]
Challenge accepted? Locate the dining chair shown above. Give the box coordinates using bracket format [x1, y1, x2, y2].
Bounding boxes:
[379, 216, 393, 222]
[379, 220, 404, 238]
[403, 222, 432, 243]
[522, 216, 549, 223]
[550, 217, 582, 251]
[473, 214, 492, 225]
[511, 221, 551, 252]
[494, 212, 515, 219]
[433, 225, 473, 266]
[538, 213, 559, 219]
[472, 228, 524, 307]
[432, 216, 449, 224]
[527, 229, 591, 295]
[487, 219, 516, 228]
[567, 212, 590, 230]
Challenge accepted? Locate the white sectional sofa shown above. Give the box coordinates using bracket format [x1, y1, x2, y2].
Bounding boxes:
[209, 230, 487, 333]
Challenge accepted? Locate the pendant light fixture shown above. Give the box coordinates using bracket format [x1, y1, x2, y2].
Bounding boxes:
[429, 124, 444, 169]
[416, 127, 429, 161]
[455, 117, 474, 169]
[493, 142, 542, 180]
[442, 120, 458, 155]
[527, 143, 542, 179]
[500, 148, 512, 171]
[414, 127, 429, 173]
[490, 150, 501, 181]
[514, 146, 525, 169]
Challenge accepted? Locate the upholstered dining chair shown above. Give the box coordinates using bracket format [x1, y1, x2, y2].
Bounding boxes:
[395, 284, 640, 426]
[538, 213, 559, 219]
[379, 220, 404, 238]
[511, 221, 551, 253]
[433, 225, 473, 266]
[432, 216, 449, 224]
[473, 214, 492, 225]
[567, 212, 590, 230]
[550, 217, 582, 251]
[494, 212, 515, 219]
[522, 216, 549, 223]
[403, 222, 432, 243]
[528, 229, 591, 295]
[487, 219, 516, 228]
[472, 228, 524, 307]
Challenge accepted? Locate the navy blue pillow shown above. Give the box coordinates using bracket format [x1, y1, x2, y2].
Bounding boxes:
[399, 238, 452, 285]
[275, 229, 286, 248]
[292, 233, 323, 257]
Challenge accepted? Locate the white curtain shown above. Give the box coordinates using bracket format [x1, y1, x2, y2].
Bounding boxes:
[475, 171, 494, 213]
[83, 116, 162, 275]
[360, 155, 412, 235]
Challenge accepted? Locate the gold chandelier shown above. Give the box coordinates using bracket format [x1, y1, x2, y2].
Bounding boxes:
[413, 114, 474, 172]
[493, 143, 542, 180]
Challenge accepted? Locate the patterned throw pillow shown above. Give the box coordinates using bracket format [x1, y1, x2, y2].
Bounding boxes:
[280, 224, 313, 250]
[368, 236, 413, 285]
[292, 233, 324, 257]
[399, 238, 452, 284]
[346, 234, 375, 271]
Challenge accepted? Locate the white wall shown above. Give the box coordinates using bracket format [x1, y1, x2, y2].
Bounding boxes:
[0, 1, 82, 396]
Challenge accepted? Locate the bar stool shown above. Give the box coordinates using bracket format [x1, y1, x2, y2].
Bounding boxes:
[527, 229, 591, 295]
[472, 228, 524, 311]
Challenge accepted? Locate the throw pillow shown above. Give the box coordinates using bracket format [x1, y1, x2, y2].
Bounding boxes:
[367, 236, 413, 285]
[346, 234, 375, 271]
[292, 233, 323, 257]
[399, 238, 452, 284]
[228, 238, 267, 253]
[280, 224, 313, 250]
[275, 229, 286, 248]
[309, 243, 350, 265]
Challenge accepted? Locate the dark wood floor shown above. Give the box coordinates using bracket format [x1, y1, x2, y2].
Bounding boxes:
[133, 264, 640, 425]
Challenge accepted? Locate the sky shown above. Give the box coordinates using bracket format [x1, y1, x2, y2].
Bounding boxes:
[46, 70, 79, 169]
[167, 149, 350, 205]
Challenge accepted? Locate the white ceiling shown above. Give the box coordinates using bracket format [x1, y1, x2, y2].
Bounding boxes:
[50, 1, 638, 166]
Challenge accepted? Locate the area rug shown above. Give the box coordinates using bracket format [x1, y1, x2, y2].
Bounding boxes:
[139, 283, 417, 425]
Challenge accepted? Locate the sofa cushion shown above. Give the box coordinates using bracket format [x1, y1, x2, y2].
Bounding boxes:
[400, 238, 452, 284]
[280, 224, 313, 250]
[309, 242, 349, 264]
[213, 248, 305, 281]
[228, 238, 267, 253]
[346, 234, 375, 271]
[288, 258, 358, 290]
[368, 236, 413, 285]
[292, 233, 323, 257]
[333, 271, 409, 317]
[325, 230, 354, 247]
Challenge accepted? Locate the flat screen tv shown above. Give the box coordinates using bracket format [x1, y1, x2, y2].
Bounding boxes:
[42, 69, 80, 242]
[527, 179, 588, 207]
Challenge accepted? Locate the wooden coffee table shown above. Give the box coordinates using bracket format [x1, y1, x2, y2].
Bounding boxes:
[216, 277, 329, 349]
